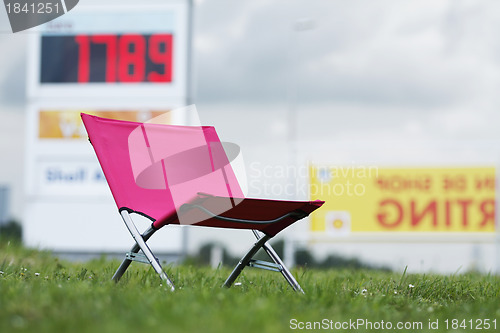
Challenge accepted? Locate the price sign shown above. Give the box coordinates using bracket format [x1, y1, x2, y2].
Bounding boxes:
[40, 34, 173, 83]
[27, 2, 188, 99]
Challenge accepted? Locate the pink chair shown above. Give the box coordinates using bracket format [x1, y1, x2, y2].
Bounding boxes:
[81, 113, 324, 292]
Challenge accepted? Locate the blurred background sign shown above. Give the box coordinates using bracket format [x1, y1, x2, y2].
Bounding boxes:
[38, 110, 170, 139]
[23, 0, 191, 255]
[26, 1, 188, 99]
[310, 165, 495, 237]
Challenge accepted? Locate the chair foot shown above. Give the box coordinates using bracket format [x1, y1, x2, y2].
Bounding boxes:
[112, 240, 142, 282]
[260, 238, 304, 293]
[223, 235, 270, 288]
[115, 216, 175, 291]
[223, 230, 304, 293]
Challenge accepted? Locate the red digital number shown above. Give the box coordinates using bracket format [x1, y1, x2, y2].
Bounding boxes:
[91, 35, 117, 82]
[118, 34, 146, 82]
[75, 35, 90, 83]
[75, 33, 173, 83]
[148, 34, 173, 82]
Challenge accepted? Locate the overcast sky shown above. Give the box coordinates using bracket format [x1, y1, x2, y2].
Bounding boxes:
[2, 0, 500, 219]
[193, 0, 500, 107]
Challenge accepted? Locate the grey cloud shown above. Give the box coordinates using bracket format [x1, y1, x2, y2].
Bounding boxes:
[193, 0, 500, 108]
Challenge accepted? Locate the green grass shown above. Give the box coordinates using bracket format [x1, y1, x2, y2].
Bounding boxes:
[1, 240, 499, 333]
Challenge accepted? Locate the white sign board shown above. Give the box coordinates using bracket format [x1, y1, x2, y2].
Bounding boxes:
[24, 1, 191, 254]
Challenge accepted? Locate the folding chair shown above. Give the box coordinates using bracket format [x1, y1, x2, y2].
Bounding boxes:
[81, 113, 324, 292]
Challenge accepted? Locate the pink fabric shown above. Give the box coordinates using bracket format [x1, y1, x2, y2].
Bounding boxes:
[81, 113, 324, 235]
[81, 113, 244, 225]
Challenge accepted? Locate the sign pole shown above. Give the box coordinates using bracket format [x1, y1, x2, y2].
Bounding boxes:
[496, 161, 500, 274]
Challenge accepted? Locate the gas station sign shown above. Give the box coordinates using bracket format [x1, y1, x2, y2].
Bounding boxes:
[24, 1, 190, 252]
[310, 166, 496, 236]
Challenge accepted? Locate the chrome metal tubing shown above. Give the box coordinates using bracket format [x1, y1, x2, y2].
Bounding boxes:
[112, 225, 156, 282]
[252, 230, 304, 293]
[222, 234, 270, 288]
[118, 211, 175, 291]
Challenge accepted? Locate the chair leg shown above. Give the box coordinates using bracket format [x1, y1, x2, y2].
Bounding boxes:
[112, 226, 156, 282]
[252, 230, 304, 293]
[223, 230, 305, 293]
[119, 211, 175, 291]
[222, 234, 270, 288]
[112, 243, 139, 282]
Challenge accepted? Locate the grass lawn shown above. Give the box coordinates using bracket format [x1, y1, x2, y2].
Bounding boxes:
[1, 239, 499, 333]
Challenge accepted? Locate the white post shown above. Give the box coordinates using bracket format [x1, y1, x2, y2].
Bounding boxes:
[284, 236, 296, 269]
[210, 244, 223, 269]
[287, 18, 315, 200]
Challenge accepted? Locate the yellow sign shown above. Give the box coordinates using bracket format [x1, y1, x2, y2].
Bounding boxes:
[38, 110, 170, 139]
[310, 166, 496, 234]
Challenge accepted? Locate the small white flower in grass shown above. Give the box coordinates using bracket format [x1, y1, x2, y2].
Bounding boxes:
[394, 291, 398, 294]
[409, 284, 415, 288]
[234, 282, 242, 286]
[35, 273, 40, 277]
[361, 288, 368, 295]
[0, 271, 4, 275]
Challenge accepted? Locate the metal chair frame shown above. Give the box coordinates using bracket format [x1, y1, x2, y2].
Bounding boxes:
[112, 209, 304, 293]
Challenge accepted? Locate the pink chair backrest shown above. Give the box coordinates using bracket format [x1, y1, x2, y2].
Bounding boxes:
[81, 113, 244, 225]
